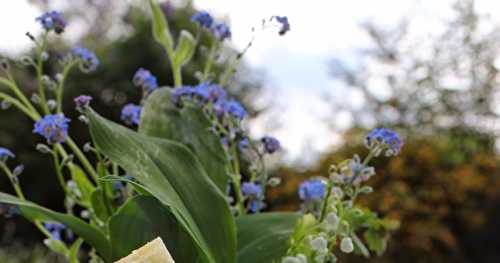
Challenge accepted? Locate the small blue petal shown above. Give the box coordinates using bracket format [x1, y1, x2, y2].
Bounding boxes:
[298, 179, 326, 201]
[133, 68, 158, 94]
[36, 11, 66, 34]
[71, 47, 99, 73]
[191, 11, 214, 28]
[33, 114, 70, 144]
[120, 104, 141, 126]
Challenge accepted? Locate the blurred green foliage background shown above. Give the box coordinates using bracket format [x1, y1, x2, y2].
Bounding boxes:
[1, 0, 500, 262]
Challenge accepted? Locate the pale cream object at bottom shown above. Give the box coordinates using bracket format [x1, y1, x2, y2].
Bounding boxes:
[115, 237, 175, 263]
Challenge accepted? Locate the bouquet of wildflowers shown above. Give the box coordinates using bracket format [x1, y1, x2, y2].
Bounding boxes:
[0, 1, 400, 262]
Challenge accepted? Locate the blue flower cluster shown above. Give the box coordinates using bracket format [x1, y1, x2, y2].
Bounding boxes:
[172, 83, 247, 120]
[121, 104, 141, 126]
[0, 147, 15, 162]
[33, 114, 70, 144]
[261, 136, 281, 154]
[36, 11, 66, 34]
[133, 68, 158, 94]
[241, 182, 262, 198]
[71, 47, 99, 73]
[191, 11, 213, 28]
[44, 222, 66, 241]
[191, 11, 231, 41]
[274, 16, 290, 36]
[212, 23, 231, 41]
[298, 179, 326, 201]
[365, 128, 402, 156]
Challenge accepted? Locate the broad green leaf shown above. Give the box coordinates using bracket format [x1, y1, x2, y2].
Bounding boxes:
[139, 88, 229, 192]
[174, 30, 196, 66]
[109, 195, 199, 262]
[69, 164, 95, 206]
[149, 0, 174, 55]
[99, 175, 151, 196]
[236, 212, 300, 263]
[0, 193, 111, 261]
[90, 189, 111, 221]
[87, 109, 236, 263]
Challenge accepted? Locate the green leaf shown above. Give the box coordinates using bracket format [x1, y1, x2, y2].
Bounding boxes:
[69, 164, 95, 205]
[236, 212, 300, 263]
[139, 88, 229, 192]
[44, 238, 69, 256]
[99, 175, 151, 196]
[109, 195, 199, 262]
[69, 238, 84, 263]
[87, 108, 236, 263]
[0, 193, 111, 261]
[149, 0, 174, 55]
[364, 230, 388, 256]
[174, 30, 196, 66]
[90, 189, 111, 222]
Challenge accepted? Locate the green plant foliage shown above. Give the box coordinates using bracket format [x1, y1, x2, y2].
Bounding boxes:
[174, 30, 197, 67]
[139, 88, 229, 192]
[236, 212, 300, 263]
[0, 192, 111, 261]
[100, 175, 151, 196]
[90, 188, 111, 222]
[86, 107, 236, 263]
[69, 164, 95, 206]
[109, 195, 199, 261]
[149, 0, 174, 55]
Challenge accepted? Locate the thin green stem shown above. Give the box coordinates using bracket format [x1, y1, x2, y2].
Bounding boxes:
[362, 145, 383, 167]
[0, 76, 39, 116]
[220, 36, 254, 87]
[319, 181, 334, 222]
[172, 62, 182, 87]
[52, 147, 68, 194]
[201, 42, 218, 83]
[65, 138, 99, 182]
[230, 143, 246, 215]
[56, 62, 76, 113]
[92, 143, 113, 216]
[0, 92, 38, 119]
[0, 163, 52, 237]
[36, 33, 50, 114]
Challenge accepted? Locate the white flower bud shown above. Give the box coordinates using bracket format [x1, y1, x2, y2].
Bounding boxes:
[41, 52, 49, 61]
[31, 94, 41, 105]
[340, 237, 354, 253]
[325, 212, 339, 230]
[296, 254, 307, 263]
[282, 256, 300, 263]
[47, 100, 57, 111]
[12, 165, 24, 177]
[268, 177, 281, 187]
[80, 210, 90, 219]
[1, 100, 12, 110]
[314, 254, 326, 263]
[310, 236, 328, 253]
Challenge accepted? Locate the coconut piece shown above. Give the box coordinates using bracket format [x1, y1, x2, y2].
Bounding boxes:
[115, 237, 175, 263]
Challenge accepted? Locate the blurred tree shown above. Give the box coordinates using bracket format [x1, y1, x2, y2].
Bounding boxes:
[293, 0, 500, 261]
[269, 0, 500, 262]
[329, 0, 500, 138]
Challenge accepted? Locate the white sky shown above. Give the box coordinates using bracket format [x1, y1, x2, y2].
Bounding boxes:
[1, 0, 500, 164]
